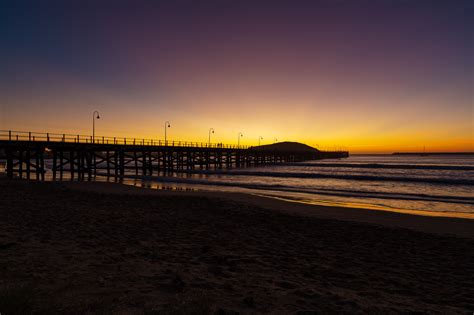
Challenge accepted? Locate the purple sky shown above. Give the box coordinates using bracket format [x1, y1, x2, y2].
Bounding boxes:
[1, 0, 472, 152]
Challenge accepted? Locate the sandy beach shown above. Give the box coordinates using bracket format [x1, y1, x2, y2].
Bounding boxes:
[1, 178, 473, 314]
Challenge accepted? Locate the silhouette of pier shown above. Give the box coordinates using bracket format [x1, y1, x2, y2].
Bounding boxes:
[0, 130, 349, 180]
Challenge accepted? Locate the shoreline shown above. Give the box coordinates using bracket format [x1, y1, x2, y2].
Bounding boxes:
[2, 154, 473, 219]
[1, 176, 473, 238]
[106, 172, 474, 219]
[53, 179, 474, 238]
[256, 193, 474, 219]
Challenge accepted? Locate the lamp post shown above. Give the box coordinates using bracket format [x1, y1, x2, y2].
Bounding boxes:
[259, 136, 263, 146]
[237, 132, 243, 148]
[92, 110, 100, 143]
[164, 121, 171, 145]
[208, 128, 215, 146]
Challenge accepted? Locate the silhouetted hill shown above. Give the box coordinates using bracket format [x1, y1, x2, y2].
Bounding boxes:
[250, 141, 320, 152]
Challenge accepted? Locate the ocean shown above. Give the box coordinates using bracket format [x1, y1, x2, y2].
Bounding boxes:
[2, 154, 473, 217]
[106, 154, 474, 217]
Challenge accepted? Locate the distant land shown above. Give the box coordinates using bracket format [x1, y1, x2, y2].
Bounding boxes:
[251, 142, 349, 158]
[251, 141, 320, 152]
[392, 152, 474, 156]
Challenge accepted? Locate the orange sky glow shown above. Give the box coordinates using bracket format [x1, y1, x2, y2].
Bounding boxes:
[1, 1, 472, 154]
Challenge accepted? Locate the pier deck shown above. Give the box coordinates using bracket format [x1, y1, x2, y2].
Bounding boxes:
[0, 130, 349, 179]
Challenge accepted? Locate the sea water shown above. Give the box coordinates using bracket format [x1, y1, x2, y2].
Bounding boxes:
[1, 154, 473, 217]
[118, 154, 474, 217]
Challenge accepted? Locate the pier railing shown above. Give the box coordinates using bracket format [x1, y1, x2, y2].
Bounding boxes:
[1, 130, 349, 180]
[0, 130, 248, 149]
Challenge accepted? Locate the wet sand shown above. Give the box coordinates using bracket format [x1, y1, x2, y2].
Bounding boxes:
[1, 179, 473, 313]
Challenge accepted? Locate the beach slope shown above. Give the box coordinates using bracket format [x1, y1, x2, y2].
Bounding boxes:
[0, 179, 473, 313]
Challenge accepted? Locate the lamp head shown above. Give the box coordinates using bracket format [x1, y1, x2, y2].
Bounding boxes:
[96, 114, 100, 119]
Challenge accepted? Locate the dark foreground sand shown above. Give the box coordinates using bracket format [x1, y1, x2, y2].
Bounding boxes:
[0, 179, 473, 314]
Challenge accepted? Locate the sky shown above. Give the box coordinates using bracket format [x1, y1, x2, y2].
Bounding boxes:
[0, 0, 472, 153]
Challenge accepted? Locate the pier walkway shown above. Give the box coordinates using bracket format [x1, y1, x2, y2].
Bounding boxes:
[0, 130, 348, 180]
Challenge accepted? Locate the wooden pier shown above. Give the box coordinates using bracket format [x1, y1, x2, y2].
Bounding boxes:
[0, 130, 349, 180]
